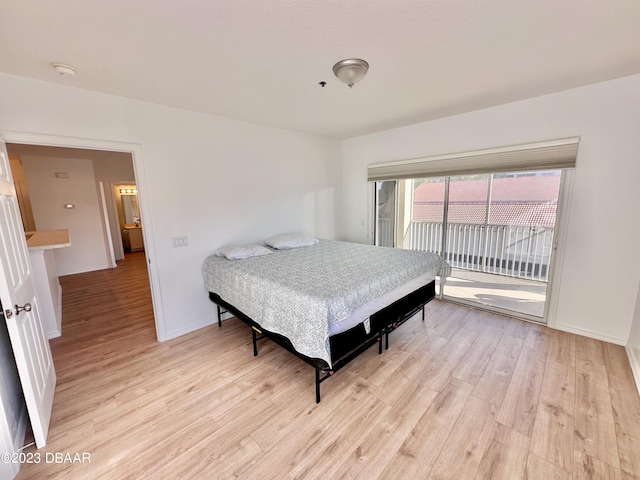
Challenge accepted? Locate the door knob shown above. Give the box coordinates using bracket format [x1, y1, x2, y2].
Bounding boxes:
[14, 303, 32, 315]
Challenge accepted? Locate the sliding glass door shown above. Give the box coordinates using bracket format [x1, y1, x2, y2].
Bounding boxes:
[375, 170, 564, 322]
[374, 180, 397, 247]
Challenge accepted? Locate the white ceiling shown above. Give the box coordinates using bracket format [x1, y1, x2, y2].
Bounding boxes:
[2, 1, 640, 139]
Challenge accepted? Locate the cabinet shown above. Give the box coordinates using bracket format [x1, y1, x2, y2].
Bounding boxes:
[127, 227, 144, 252]
[26, 229, 71, 339]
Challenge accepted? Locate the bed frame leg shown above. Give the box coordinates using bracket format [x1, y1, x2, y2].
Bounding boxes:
[422, 305, 425, 322]
[252, 328, 258, 356]
[315, 369, 321, 403]
[216, 305, 222, 328]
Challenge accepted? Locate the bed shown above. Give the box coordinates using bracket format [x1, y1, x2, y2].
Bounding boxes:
[203, 238, 450, 402]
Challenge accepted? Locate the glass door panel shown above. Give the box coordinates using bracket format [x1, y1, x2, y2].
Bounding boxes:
[444, 174, 490, 272]
[441, 171, 561, 321]
[375, 181, 397, 247]
[408, 177, 447, 293]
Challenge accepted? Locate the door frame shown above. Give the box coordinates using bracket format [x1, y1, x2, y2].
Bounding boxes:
[544, 169, 574, 330]
[0, 130, 167, 341]
[98, 181, 117, 268]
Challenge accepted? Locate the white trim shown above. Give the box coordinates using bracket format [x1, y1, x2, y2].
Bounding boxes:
[545, 169, 574, 329]
[0, 130, 167, 341]
[50, 284, 63, 340]
[163, 317, 220, 341]
[442, 295, 546, 324]
[625, 344, 640, 396]
[554, 322, 627, 346]
[110, 181, 133, 261]
[367, 181, 375, 243]
[98, 182, 116, 268]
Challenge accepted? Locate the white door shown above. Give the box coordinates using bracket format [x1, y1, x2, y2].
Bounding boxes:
[0, 138, 56, 448]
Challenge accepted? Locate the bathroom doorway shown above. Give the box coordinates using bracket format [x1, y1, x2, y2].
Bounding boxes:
[113, 184, 144, 254]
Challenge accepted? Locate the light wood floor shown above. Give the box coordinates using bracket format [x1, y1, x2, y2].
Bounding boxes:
[17, 252, 640, 479]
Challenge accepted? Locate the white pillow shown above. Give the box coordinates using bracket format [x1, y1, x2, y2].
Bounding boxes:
[214, 244, 273, 260]
[264, 233, 319, 250]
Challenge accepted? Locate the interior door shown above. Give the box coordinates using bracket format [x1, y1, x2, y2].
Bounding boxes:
[0, 138, 56, 448]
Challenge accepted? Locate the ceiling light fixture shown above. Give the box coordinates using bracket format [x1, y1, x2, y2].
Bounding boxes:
[332, 58, 369, 88]
[50, 62, 77, 77]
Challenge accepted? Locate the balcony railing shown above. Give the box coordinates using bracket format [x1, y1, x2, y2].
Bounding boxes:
[408, 221, 554, 282]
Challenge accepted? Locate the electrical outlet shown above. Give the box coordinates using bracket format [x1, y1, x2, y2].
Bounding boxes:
[172, 236, 189, 248]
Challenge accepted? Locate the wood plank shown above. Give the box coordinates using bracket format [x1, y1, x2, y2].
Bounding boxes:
[501, 316, 531, 340]
[474, 423, 530, 480]
[428, 302, 475, 340]
[574, 358, 621, 469]
[574, 450, 623, 480]
[366, 325, 449, 392]
[427, 395, 497, 480]
[525, 454, 572, 480]
[603, 342, 635, 383]
[250, 367, 367, 453]
[607, 373, 640, 480]
[530, 360, 575, 472]
[238, 393, 387, 480]
[473, 336, 523, 407]
[369, 337, 448, 406]
[575, 334, 606, 365]
[524, 323, 551, 356]
[322, 381, 437, 480]
[380, 379, 475, 480]
[496, 345, 546, 437]
[452, 325, 504, 386]
[546, 329, 576, 367]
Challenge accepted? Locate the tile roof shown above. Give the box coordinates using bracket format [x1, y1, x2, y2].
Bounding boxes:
[413, 202, 557, 226]
[411, 174, 560, 227]
[413, 174, 561, 203]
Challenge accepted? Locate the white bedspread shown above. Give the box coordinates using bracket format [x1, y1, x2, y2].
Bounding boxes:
[202, 240, 450, 366]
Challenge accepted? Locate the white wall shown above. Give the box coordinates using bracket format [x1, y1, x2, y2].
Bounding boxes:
[341, 74, 640, 346]
[21, 155, 111, 275]
[0, 72, 341, 341]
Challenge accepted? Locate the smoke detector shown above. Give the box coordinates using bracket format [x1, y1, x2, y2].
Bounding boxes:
[50, 63, 77, 77]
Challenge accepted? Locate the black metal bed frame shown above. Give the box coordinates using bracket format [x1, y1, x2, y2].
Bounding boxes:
[208, 279, 436, 403]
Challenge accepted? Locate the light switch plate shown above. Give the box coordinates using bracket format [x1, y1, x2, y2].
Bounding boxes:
[172, 236, 189, 248]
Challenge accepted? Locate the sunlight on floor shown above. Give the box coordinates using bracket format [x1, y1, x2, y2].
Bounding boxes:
[443, 268, 546, 318]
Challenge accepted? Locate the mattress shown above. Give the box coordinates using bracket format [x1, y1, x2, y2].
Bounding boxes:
[202, 239, 450, 366]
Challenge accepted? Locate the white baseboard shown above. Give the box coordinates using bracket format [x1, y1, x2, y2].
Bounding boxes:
[554, 323, 639, 395]
[163, 318, 218, 341]
[161, 309, 235, 341]
[626, 344, 640, 396]
[554, 322, 626, 346]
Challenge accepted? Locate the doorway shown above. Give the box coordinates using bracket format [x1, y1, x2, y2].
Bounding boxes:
[4, 141, 157, 333]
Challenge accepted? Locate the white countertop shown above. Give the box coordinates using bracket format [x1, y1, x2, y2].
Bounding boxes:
[26, 229, 71, 251]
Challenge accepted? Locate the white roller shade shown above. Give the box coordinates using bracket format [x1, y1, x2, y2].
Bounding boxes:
[367, 137, 579, 181]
